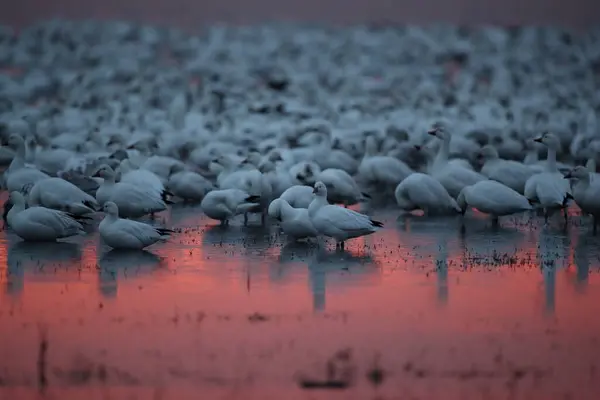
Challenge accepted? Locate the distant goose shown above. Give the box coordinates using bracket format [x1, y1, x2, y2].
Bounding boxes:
[6, 191, 90, 242]
[99, 202, 174, 250]
[308, 181, 383, 250]
[565, 166, 600, 234]
[394, 172, 461, 216]
[27, 177, 99, 216]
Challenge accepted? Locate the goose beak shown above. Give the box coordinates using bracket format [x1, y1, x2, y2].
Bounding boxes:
[427, 128, 438, 136]
[312, 187, 317, 194]
[533, 137, 543, 143]
[414, 145, 422, 151]
[564, 171, 573, 179]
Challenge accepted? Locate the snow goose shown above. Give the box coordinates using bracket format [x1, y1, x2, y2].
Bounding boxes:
[311, 132, 359, 175]
[118, 161, 173, 203]
[524, 133, 572, 223]
[358, 136, 413, 191]
[478, 145, 537, 194]
[317, 168, 370, 207]
[218, 166, 273, 224]
[290, 161, 321, 186]
[3, 135, 50, 193]
[457, 180, 533, 226]
[6, 191, 89, 242]
[258, 161, 295, 198]
[268, 198, 318, 241]
[564, 166, 600, 234]
[394, 173, 461, 216]
[279, 185, 314, 208]
[427, 125, 487, 198]
[200, 189, 260, 225]
[99, 202, 174, 250]
[308, 181, 383, 250]
[93, 165, 169, 219]
[167, 164, 214, 202]
[27, 177, 98, 216]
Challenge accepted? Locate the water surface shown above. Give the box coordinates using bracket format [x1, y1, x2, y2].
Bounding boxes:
[1, 203, 599, 399]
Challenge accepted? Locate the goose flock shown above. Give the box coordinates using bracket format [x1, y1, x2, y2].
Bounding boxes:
[1, 21, 600, 251]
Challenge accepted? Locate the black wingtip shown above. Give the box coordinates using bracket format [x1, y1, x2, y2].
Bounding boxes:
[164, 199, 175, 205]
[527, 198, 536, 206]
[156, 228, 175, 235]
[246, 195, 260, 203]
[361, 192, 372, 199]
[161, 190, 174, 203]
[68, 213, 93, 221]
[370, 219, 384, 228]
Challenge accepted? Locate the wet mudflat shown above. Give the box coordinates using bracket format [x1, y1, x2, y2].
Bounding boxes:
[1, 202, 599, 400]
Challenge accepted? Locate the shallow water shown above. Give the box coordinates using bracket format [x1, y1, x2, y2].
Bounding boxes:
[1, 201, 600, 400]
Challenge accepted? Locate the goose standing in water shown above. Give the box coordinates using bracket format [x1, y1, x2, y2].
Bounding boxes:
[27, 177, 99, 216]
[524, 133, 572, 224]
[308, 181, 383, 250]
[6, 191, 90, 241]
[268, 198, 318, 241]
[457, 180, 533, 227]
[93, 165, 170, 219]
[394, 173, 461, 216]
[565, 166, 600, 234]
[200, 189, 261, 225]
[99, 202, 174, 250]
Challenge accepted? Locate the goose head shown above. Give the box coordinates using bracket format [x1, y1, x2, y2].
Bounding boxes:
[168, 162, 186, 176]
[102, 201, 120, 217]
[9, 191, 26, 206]
[533, 132, 561, 150]
[7, 134, 25, 150]
[564, 166, 589, 181]
[92, 164, 116, 179]
[427, 124, 450, 141]
[313, 181, 327, 197]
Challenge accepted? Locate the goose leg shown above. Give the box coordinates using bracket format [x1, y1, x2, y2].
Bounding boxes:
[261, 212, 266, 225]
[244, 213, 249, 226]
[594, 217, 598, 236]
[543, 209, 549, 225]
[340, 241, 345, 251]
[563, 207, 568, 224]
[491, 216, 499, 228]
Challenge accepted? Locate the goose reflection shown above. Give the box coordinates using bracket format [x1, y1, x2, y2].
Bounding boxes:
[307, 249, 377, 312]
[97, 249, 164, 298]
[537, 228, 571, 314]
[573, 234, 593, 292]
[434, 239, 449, 306]
[202, 224, 276, 249]
[6, 241, 81, 298]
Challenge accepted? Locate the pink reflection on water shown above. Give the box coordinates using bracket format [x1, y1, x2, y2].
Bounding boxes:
[0, 208, 599, 399]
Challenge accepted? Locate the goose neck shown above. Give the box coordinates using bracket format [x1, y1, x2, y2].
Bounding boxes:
[433, 136, 450, 170]
[545, 147, 557, 172]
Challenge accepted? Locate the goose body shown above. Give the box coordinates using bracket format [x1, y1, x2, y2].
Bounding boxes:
[99, 202, 173, 249]
[200, 189, 260, 225]
[279, 185, 314, 208]
[457, 180, 532, 222]
[6, 191, 88, 241]
[308, 181, 382, 249]
[268, 198, 318, 240]
[168, 170, 214, 202]
[478, 145, 537, 194]
[317, 168, 369, 206]
[523, 133, 571, 222]
[394, 173, 461, 216]
[27, 177, 98, 215]
[94, 165, 168, 218]
[565, 166, 600, 234]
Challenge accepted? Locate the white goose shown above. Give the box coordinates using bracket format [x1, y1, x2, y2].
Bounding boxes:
[564, 166, 600, 234]
[268, 198, 318, 241]
[167, 164, 214, 202]
[27, 177, 99, 216]
[394, 173, 461, 216]
[118, 160, 172, 203]
[308, 181, 383, 250]
[427, 125, 487, 198]
[358, 136, 413, 190]
[478, 145, 537, 194]
[6, 191, 89, 241]
[93, 165, 169, 219]
[3, 135, 50, 193]
[99, 202, 174, 250]
[317, 168, 369, 207]
[279, 185, 314, 208]
[200, 189, 261, 225]
[524, 133, 572, 223]
[457, 180, 533, 226]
